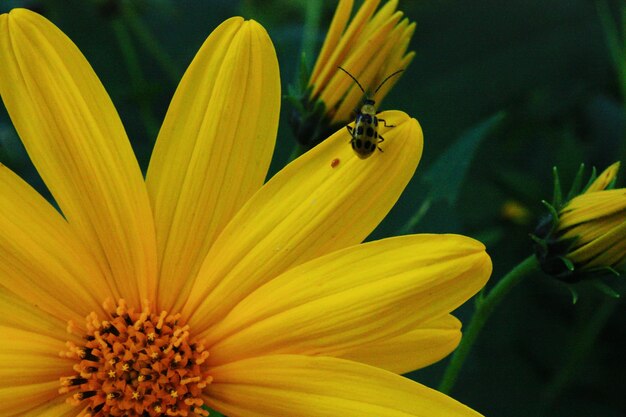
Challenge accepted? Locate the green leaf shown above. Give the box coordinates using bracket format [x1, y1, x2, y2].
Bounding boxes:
[398, 112, 505, 234]
[565, 163, 586, 201]
[596, 0, 626, 93]
[540, 200, 559, 225]
[298, 51, 311, 92]
[422, 112, 506, 205]
[558, 255, 575, 272]
[566, 285, 579, 304]
[552, 166, 563, 208]
[581, 165, 598, 193]
[203, 405, 226, 416]
[592, 281, 621, 298]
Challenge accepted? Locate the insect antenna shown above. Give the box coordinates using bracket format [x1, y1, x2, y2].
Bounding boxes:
[338, 66, 366, 94]
[374, 69, 404, 95]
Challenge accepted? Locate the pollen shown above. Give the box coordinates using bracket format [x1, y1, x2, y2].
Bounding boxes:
[59, 299, 212, 417]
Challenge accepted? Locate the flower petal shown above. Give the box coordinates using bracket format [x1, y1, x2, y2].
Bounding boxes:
[585, 161, 620, 193]
[203, 234, 490, 365]
[323, 11, 403, 118]
[570, 219, 626, 268]
[206, 355, 483, 417]
[12, 401, 75, 417]
[146, 17, 280, 310]
[184, 111, 423, 330]
[0, 382, 63, 417]
[334, 16, 415, 123]
[0, 9, 156, 305]
[310, 0, 381, 97]
[562, 211, 624, 242]
[16, 401, 76, 417]
[0, 326, 68, 386]
[309, 0, 354, 84]
[560, 189, 626, 226]
[0, 287, 71, 342]
[0, 164, 111, 323]
[336, 314, 462, 374]
[0, 326, 70, 415]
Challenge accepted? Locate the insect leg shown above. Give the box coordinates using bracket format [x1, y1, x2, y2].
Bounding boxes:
[377, 135, 385, 152]
[378, 118, 395, 128]
[346, 125, 355, 142]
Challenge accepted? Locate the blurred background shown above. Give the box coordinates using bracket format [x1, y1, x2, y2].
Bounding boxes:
[0, 1, 624, 416]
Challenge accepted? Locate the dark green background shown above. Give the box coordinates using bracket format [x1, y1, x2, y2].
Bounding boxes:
[1, 1, 624, 416]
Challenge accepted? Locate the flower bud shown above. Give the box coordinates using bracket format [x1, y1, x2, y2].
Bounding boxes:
[533, 162, 625, 282]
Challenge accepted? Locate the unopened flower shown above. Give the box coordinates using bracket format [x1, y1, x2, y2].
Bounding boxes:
[289, 0, 415, 148]
[534, 162, 626, 281]
[0, 8, 490, 417]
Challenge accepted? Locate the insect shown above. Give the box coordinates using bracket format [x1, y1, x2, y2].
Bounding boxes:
[330, 158, 340, 168]
[338, 66, 404, 159]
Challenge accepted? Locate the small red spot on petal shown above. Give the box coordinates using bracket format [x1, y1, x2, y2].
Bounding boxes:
[331, 158, 340, 168]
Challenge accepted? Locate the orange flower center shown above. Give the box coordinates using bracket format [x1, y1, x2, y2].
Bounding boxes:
[59, 299, 212, 416]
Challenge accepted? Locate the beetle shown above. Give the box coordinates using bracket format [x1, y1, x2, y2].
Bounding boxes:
[338, 66, 404, 159]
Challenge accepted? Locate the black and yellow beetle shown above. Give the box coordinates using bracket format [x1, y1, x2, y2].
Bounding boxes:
[338, 66, 404, 159]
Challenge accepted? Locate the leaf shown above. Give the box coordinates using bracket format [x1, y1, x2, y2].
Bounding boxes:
[567, 285, 579, 304]
[552, 166, 563, 208]
[596, 0, 626, 91]
[421, 112, 506, 206]
[398, 112, 505, 234]
[203, 406, 225, 417]
[592, 281, 621, 298]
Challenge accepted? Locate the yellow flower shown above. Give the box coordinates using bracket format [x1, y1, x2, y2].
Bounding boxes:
[535, 162, 626, 280]
[290, 0, 414, 148]
[0, 9, 491, 417]
[584, 161, 620, 193]
[310, 0, 414, 123]
[558, 163, 626, 273]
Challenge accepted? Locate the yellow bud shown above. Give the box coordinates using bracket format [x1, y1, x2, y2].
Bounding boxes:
[289, 0, 416, 148]
[534, 162, 625, 281]
[558, 189, 626, 271]
[585, 161, 620, 193]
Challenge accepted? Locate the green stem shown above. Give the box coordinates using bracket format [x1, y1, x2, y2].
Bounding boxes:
[120, 3, 180, 84]
[438, 255, 540, 394]
[287, 142, 306, 163]
[301, 0, 323, 67]
[110, 18, 160, 140]
[538, 297, 620, 416]
[596, 0, 626, 162]
[397, 198, 431, 235]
